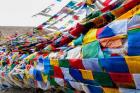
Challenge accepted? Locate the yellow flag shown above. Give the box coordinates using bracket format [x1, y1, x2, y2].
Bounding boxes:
[42, 73, 48, 83]
[83, 29, 97, 44]
[80, 69, 94, 80]
[50, 58, 59, 66]
[68, 41, 74, 46]
[25, 52, 37, 60]
[24, 69, 30, 79]
[86, 0, 94, 5]
[103, 87, 120, 93]
[125, 56, 140, 73]
[117, 5, 140, 20]
[12, 53, 18, 60]
[136, 9, 140, 15]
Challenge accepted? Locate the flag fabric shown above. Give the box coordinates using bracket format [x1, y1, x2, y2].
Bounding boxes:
[93, 72, 114, 87]
[82, 58, 102, 72]
[99, 57, 129, 73]
[82, 40, 102, 58]
[1, 0, 140, 93]
[125, 56, 140, 73]
[133, 74, 140, 89]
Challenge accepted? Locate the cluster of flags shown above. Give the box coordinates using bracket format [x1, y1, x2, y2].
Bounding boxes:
[0, 0, 140, 93]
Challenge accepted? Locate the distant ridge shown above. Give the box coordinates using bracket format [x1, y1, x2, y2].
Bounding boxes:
[0, 26, 34, 44]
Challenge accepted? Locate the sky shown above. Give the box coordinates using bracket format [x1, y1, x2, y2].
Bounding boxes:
[0, 0, 70, 27]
